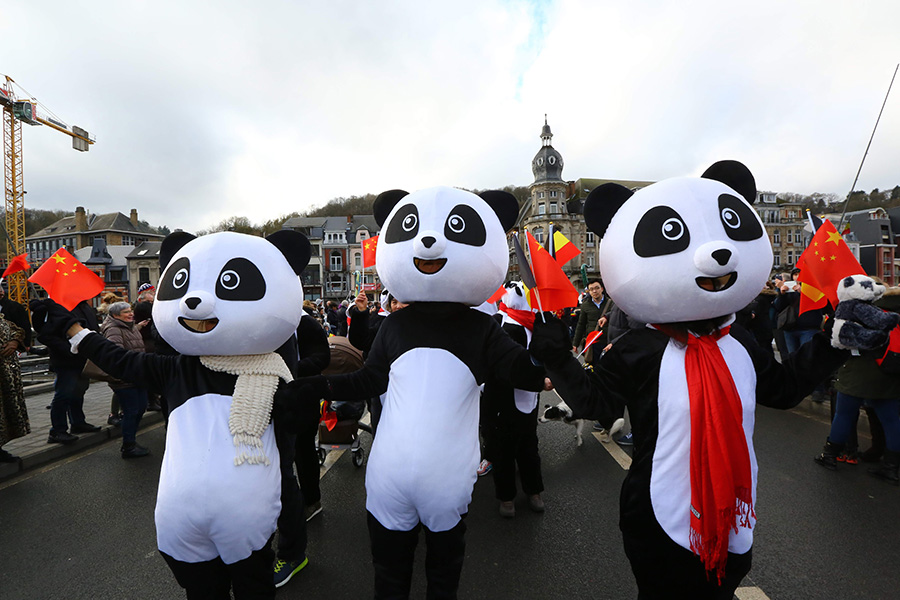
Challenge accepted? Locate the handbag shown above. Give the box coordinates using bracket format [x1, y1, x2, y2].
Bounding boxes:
[776, 303, 798, 330]
[82, 359, 122, 383]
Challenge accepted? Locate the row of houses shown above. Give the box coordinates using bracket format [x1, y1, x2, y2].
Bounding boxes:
[9, 120, 900, 303]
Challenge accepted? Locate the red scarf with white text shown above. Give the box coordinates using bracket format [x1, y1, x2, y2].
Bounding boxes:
[654, 324, 755, 582]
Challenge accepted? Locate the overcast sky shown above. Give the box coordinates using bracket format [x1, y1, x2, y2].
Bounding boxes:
[3, 0, 899, 233]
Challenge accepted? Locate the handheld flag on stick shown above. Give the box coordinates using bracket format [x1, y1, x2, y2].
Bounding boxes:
[28, 248, 105, 310]
[552, 230, 581, 266]
[362, 235, 379, 269]
[525, 230, 579, 313]
[795, 219, 864, 312]
[512, 231, 544, 319]
[2, 253, 30, 277]
[577, 330, 604, 357]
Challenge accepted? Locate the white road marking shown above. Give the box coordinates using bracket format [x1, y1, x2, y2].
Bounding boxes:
[592, 431, 632, 470]
[735, 586, 771, 599]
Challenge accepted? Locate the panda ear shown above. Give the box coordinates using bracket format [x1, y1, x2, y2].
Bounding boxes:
[265, 230, 311, 275]
[159, 232, 196, 271]
[374, 190, 409, 227]
[701, 160, 757, 204]
[584, 183, 634, 239]
[478, 190, 519, 232]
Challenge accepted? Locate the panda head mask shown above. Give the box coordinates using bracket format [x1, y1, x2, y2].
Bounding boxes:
[151, 230, 311, 356]
[586, 160, 772, 324]
[373, 186, 518, 306]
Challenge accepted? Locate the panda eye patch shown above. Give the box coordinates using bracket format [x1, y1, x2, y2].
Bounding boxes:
[718, 194, 763, 241]
[633, 206, 690, 257]
[216, 258, 266, 301]
[157, 257, 191, 300]
[385, 204, 419, 243]
[444, 204, 486, 246]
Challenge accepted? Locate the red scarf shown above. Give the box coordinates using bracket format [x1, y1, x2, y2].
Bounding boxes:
[498, 302, 536, 330]
[654, 324, 755, 582]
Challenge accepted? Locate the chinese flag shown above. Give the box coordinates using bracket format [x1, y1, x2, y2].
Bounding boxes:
[795, 219, 864, 312]
[583, 330, 603, 353]
[362, 235, 379, 269]
[525, 230, 579, 311]
[2, 253, 30, 277]
[28, 248, 105, 310]
[552, 230, 581, 266]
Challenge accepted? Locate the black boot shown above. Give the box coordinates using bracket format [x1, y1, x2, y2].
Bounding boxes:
[868, 450, 900, 485]
[814, 439, 844, 470]
[121, 443, 150, 459]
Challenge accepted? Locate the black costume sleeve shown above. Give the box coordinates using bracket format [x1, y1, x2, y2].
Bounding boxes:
[78, 332, 179, 391]
[730, 323, 848, 409]
[347, 306, 375, 353]
[296, 314, 330, 376]
[325, 321, 390, 400]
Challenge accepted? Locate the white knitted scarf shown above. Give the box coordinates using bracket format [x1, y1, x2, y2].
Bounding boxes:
[200, 353, 293, 466]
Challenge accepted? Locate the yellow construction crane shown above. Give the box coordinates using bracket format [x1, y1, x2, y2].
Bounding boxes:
[1, 74, 95, 305]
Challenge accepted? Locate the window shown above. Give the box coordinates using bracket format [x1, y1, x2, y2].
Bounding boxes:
[550, 191, 558, 198]
[550, 202, 557, 213]
[354, 253, 361, 268]
[533, 228, 544, 245]
[139, 267, 150, 282]
[882, 225, 891, 243]
[787, 230, 793, 244]
[122, 235, 135, 246]
[330, 250, 342, 271]
[537, 192, 544, 199]
[774, 254, 781, 267]
[586, 254, 594, 268]
[787, 250, 794, 265]
[538, 203, 546, 215]
[586, 232, 595, 247]
[773, 231, 780, 244]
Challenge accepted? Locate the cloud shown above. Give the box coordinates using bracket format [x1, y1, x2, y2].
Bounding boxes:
[3, 0, 900, 233]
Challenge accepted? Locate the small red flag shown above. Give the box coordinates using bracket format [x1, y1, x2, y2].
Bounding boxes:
[552, 230, 581, 267]
[583, 330, 603, 352]
[525, 230, 579, 312]
[486, 285, 506, 304]
[2, 253, 30, 277]
[362, 235, 379, 269]
[795, 220, 864, 311]
[28, 248, 105, 310]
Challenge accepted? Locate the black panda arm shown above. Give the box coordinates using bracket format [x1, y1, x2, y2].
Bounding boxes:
[77, 332, 179, 390]
[483, 319, 545, 391]
[296, 314, 331, 377]
[347, 306, 375, 353]
[325, 320, 392, 400]
[730, 323, 848, 409]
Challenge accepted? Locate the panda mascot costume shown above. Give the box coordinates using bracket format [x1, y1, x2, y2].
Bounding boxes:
[528, 161, 888, 599]
[31, 230, 311, 599]
[481, 281, 545, 517]
[280, 186, 547, 598]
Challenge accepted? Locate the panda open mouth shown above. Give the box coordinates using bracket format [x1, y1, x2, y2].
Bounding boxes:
[179, 317, 219, 333]
[414, 258, 447, 275]
[695, 272, 738, 292]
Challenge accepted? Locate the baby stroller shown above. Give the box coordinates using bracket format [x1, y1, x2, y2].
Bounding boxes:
[316, 336, 368, 468]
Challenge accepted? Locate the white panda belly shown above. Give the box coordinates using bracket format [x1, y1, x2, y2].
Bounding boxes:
[155, 393, 282, 564]
[366, 348, 480, 532]
[650, 336, 759, 555]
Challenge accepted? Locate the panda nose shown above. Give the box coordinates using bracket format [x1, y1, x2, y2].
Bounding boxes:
[185, 297, 202, 310]
[421, 236, 437, 249]
[712, 249, 732, 266]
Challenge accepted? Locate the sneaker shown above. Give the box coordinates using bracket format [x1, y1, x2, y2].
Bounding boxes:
[499, 501, 515, 518]
[47, 431, 79, 445]
[305, 501, 323, 522]
[616, 432, 634, 446]
[528, 494, 545, 513]
[837, 451, 859, 465]
[592, 421, 606, 432]
[121, 444, 151, 459]
[0, 449, 19, 463]
[71, 422, 101, 434]
[477, 459, 493, 477]
[273, 557, 308, 588]
[107, 414, 122, 427]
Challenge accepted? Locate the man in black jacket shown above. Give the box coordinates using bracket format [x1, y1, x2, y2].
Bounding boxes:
[572, 279, 614, 352]
[41, 299, 102, 443]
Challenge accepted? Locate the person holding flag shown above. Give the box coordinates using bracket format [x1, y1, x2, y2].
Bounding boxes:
[28, 248, 105, 444]
[572, 279, 615, 359]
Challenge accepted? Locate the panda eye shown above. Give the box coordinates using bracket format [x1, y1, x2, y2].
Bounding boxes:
[721, 208, 741, 229]
[216, 258, 266, 301]
[447, 214, 465, 233]
[718, 194, 763, 241]
[385, 204, 419, 243]
[173, 268, 189, 289]
[157, 257, 191, 301]
[662, 218, 685, 240]
[633, 206, 691, 257]
[444, 204, 486, 246]
[219, 270, 240, 290]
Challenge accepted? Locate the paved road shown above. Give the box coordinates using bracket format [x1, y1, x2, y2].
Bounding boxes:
[1, 394, 897, 599]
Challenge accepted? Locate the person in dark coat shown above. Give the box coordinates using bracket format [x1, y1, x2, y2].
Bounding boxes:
[0, 286, 32, 350]
[41, 299, 102, 444]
